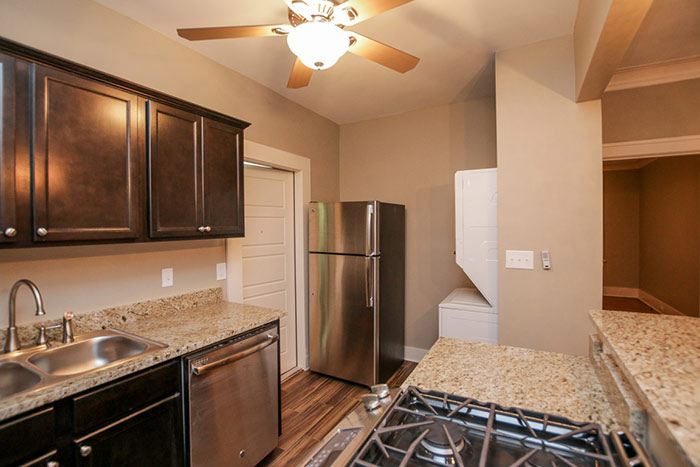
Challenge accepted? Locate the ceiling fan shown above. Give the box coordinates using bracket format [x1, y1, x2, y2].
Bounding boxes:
[177, 0, 420, 89]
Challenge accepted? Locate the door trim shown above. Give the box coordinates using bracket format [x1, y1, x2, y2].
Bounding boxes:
[225, 141, 311, 371]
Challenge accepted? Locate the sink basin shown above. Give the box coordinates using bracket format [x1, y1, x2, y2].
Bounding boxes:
[0, 361, 42, 399]
[28, 333, 157, 376]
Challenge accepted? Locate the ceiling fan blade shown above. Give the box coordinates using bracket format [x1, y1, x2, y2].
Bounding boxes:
[177, 24, 290, 41]
[287, 58, 313, 88]
[335, 0, 414, 25]
[347, 32, 419, 73]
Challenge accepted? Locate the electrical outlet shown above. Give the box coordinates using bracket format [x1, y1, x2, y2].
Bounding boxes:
[216, 262, 227, 281]
[505, 250, 534, 270]
[162, 268, 173, 287]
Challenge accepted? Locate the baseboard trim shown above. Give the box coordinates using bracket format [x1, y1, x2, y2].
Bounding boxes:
[603, 286, 639, 298]
[404, 346, 429, 363]
[638, 289, 684, 316]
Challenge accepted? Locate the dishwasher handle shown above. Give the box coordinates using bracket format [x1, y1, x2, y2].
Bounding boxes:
[192, 333, 279, 376]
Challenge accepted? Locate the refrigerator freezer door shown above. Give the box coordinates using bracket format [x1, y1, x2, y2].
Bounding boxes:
[309, 252, 377, 386]
[309, 201, 378, 256]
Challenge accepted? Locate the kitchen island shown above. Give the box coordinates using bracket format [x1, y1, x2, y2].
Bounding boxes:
[590, 310, 700, 467]
[402, 337, 617, 429]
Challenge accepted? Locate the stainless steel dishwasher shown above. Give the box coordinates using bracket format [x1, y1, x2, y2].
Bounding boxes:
[183, 322, 280, 467]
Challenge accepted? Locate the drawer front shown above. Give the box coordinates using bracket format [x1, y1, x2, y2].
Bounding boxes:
[72, 361, 179, 435]
[0, 407, 55, 466]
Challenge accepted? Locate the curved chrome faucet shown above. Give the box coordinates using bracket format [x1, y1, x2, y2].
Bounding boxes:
[4, 279, 46, 353]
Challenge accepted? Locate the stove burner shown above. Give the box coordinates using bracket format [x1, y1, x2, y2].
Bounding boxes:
[419, 417, 468, 457]
[415, 417, 475, 466]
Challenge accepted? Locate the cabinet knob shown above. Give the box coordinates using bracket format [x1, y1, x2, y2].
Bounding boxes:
[36, 227, 48, 237]
[46, 462, 59, 467]
[205, 226, 212, 232]
[3, 227, 16, 238]
[80, 445, 92, 457]
[198, 226, 206, 233]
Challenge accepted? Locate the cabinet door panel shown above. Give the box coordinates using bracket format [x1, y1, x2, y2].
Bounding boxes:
[148, 103, 201, 238]
[74, 394, 183, 467]
[202, 118, 244, 236]
[0, 53, 16, 244]
[33, 65, 139, 241]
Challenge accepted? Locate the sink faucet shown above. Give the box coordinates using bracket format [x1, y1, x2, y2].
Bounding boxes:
[4, 279, 46, 353]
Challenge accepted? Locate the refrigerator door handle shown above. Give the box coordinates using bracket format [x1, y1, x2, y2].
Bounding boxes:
[365, 257, 375, 308]
[366, 203, 374, 256]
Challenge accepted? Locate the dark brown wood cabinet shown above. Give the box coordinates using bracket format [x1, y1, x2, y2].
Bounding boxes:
[202, 118, 244, 236]
[73, 393, 182, 467]
[148, 102, 201, 238]
[0, 53, 17, 244]
[32, 65, 140, 242]
[0, 361, 183, 467]
[0, 38, 249, 248]
[149, 102, 244, 239]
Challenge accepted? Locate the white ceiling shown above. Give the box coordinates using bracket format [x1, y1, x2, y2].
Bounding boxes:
[96, 0, 579, 123]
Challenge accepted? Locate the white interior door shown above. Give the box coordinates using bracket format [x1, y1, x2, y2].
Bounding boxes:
[242, 165, 297, 374]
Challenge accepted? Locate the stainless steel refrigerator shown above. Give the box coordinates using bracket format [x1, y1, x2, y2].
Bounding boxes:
[309, 201, 405, 387]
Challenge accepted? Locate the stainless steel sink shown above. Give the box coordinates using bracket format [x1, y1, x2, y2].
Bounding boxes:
[0, 361, 42, 400]
[0, 329, 167, 400]
[28, 334, 153, 376]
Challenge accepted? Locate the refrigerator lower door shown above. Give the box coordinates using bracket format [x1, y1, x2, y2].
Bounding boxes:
[309, 253, 377, 386]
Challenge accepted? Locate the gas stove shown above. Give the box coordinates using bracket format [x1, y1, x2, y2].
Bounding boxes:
[304, 386, 654, 467]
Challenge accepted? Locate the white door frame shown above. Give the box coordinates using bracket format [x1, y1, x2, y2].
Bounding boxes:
[225, 140, 311, 371]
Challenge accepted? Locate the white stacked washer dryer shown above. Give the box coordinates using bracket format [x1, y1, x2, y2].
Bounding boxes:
[438, 168, 498, 344]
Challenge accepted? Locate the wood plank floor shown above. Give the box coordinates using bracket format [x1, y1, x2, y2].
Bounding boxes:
[258, 361, 417, 466]
[602, 296, 658, 314]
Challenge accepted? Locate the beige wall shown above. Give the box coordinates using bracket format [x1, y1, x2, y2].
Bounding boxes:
[602, 78, 700, 143]
[496, 36, 603, 356]
[0, 242, 224, 327]
[603, 170, 640, 288]
[639, 156, 700, 317]
[0, 0, 340, 326]
[338, 99, 497, 351]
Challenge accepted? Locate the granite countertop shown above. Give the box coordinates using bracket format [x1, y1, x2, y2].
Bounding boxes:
[0, 289, 285, 422]
[402, 337, 617, 430]
[590, 310, 700, 466]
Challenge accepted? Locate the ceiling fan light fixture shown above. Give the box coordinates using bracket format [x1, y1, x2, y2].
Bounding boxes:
[286, 21, 349, 70]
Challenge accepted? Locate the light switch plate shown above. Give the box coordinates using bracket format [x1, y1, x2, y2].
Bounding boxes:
[506, 250, 534, 270]
[216, 262, 227, 281]
[162, 268, 173, 287]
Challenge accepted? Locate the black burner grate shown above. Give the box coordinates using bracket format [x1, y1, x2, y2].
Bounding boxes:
[351, 387, 621, 467]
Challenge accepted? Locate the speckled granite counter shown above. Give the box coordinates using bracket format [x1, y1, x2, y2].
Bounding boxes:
[590, 310, 700, 466]
[402, 338, 617, 430]
[0, 288, 285, 422]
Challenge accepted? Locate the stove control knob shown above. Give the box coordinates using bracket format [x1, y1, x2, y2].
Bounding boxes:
[371, 384, 390, 399]
[362, 394, 381, 411]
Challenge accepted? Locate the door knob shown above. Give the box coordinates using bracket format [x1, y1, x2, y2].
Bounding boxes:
[3, 227, 16, 238]
[36, 227, 48, 237]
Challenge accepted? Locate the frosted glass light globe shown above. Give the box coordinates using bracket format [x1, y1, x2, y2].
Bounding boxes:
[287, 22, 350, 70]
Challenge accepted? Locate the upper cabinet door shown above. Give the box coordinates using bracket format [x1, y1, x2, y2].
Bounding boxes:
[201, 118, 244, 236]
[32, 65, 140, 242]
[0, 53, 17, 244]
[148, 102, 202, 238]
